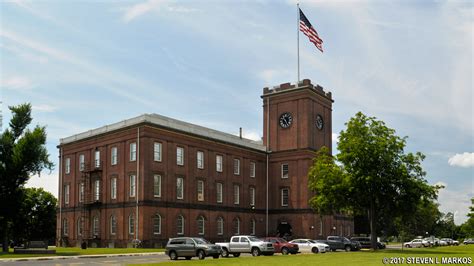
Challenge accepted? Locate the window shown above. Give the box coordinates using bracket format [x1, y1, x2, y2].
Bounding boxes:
[110, 215, 117, 235]
[63, 219, 68, 236]
[197, 180, 204, 201]
[216, 183, 223, 203]
[129, 214, 134, 235]
[111, 147, 118, 165]
[79, 182, 84, 203]
[233, 159, 240, 175]
[233, 185, 240, 205]
[197, 216, 205, 235]
[176, 147, 184, 166]
[250, 219, 256, 235]
[153, 214, 161, 235]
[177, 215, 184, 235]
[153, 174, 161, 198]
[65, 158, 70, 174]
[216, 155, 223, 172]
[130, 142, 137, 161]
[95, 150, 100, 168]
[233, 217, 240, 235]
[176, 177, 184, 199]
[77, 218, 83, 236]
[319, 219, 323, 236]
[217, 217, 224, 235]
[281, 163, 289, 179]
[281, 188, 289, 206]
[154, 142, 162, 162]
[249, 187, 255, 206]
[129, 174, 136, 197]
[111, 178, 117, 200]
[64, 184, 70, 205]
[94, 180, 100, 201]
[197, 151, 204, 169]
[79, 154, 84, 171]
[250, 162, 256, 178]
[93, 216, 99, 236]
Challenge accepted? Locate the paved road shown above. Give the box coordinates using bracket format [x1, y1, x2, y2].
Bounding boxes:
[0, 254, 172, 266]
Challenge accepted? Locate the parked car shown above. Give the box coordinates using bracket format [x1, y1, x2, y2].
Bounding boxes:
[323, 236, 361, 251]
[261, 237, 299, 255]
[422, 238, 433, 247]
[440, 238, 459, 246]
[216, 235, 274, 257]
[463, 238, 474, 245]
[350, 237, 386, 249]
[289, 239, 329, 253]
[403, 239, 429, 248]
[165, 237, 222, 260]
[438, 239, 448, 246]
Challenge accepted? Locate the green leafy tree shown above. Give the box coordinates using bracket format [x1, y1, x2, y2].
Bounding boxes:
[460, 198, 474, 238]
[308, 112, 438, 249]
[0, 103, 53, 252]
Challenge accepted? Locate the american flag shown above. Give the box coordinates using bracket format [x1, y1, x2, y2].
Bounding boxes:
[299, 8, 323, 52]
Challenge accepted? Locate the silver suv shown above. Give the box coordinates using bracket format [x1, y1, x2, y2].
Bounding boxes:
[165, 237, 222, 260]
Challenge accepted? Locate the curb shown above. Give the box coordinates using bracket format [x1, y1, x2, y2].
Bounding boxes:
[0, 252, 165, 262]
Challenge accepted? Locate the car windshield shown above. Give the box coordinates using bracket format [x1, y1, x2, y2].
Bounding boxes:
[277, 238, 287, 243]
[343, 237, 350, 242]
[309, 240, 318, 244]
[193, 238, 210, 244]
[248, 236, 262, 242]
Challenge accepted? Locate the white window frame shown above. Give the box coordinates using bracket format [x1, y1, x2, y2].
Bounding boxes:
[79, 154, 84, 171]
[250, 219, 256, 235]
[154, 142, 162, 162]
[176, 177, 184, 200]
[94, 150, 100, 168]
[281, 163, 289, 179]
[197, 151, 204, 169]
[94, 180, 100, 201]
[197, 216, 205, 235]
[77, 218, 83, 237]
[177, 215, 184, 235]
[64, 184, 70, 205]
[153, 174, 161, 198]
[79, 182, 84, 203]
[217, 217, 224, 235]
[250, 162, 256, 178]
[233, 159, 240, 175]
[128, 214, 134, 235]
[176, 147, 184, 166]
[153, 214, 162, 235]
[233, 185, 240, 205]
[216, 183, 223, 203]
[250, 187, 255, 206]
[197, 180, 204, 201]
[130, 142, 137, 162]
[63, 218, 68, 236]
[65, 158, 70, 174]
[111, 178, 117, 200]
[93, 216, 99, 236]
[216, 155, 223, 172]
[233, 218, 240, 235]
[111, 147, 118, 165]
[281, 188, 289, 207]
[110, 215, 116, 235]
[129, 174, 136, 197]
[319, 219, 323, 236]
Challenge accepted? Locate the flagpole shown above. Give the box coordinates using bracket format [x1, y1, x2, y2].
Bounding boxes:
[297, 2, 300, 83]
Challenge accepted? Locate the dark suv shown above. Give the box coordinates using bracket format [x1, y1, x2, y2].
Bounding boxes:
[165, 237, 222, 260]
[350, 237, 386, 249]
[324, 236, 361, 251]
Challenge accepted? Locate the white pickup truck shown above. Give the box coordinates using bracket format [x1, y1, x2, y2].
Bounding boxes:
[215, 235, 275, 257]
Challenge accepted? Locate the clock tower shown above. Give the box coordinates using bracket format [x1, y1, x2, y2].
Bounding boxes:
[261, 79, 348, 239]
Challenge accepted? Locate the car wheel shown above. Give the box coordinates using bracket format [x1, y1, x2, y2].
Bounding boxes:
[185, 256, 192, 260]
[213, 255, 219, 259]
[252, 247, 261, 256]
[405, 244, 410, 248]
[331, 248, 336, 252]
[233, 253, 241, 257]
[221, 248, 229, 258]
[311, 247, 319, 253]
[281, 247, 289, 255]
[197, 250, 205, 260]
[169, 251, 178, 260]
[345, 245, 351, 252]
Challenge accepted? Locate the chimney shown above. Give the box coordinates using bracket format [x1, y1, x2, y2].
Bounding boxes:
[239, 127, 242, 139]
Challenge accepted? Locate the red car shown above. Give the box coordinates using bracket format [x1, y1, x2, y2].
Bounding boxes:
[262, 237, 299, 255]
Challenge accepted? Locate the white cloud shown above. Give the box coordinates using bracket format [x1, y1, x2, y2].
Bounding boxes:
[0, 76, 32, 89]
[332, 133, 339, 143]
[448, 152, 474, 168]
[436, 185, 473, 224]
[33, 104, 58, 113]
[26, 171, 58, 198]
[259, 69, 294, 87]
[123, 0, 164, 22]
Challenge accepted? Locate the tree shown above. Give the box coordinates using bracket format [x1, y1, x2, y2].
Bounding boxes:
[460, 198, 474, 238]
[308, 112, 438, 249]
[0, 103, 53, 252]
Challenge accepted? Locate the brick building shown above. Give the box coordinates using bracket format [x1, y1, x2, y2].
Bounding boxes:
[57, 79, 353, 248]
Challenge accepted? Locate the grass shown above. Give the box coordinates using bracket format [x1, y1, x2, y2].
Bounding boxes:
[131, 245, 474, 266]
[0, 247, 164, 259]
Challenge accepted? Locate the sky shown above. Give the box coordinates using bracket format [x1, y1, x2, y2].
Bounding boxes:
[0, 0, 472, 224]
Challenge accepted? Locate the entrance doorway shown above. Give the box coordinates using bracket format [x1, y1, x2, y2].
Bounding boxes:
[276, 222, 292, 239]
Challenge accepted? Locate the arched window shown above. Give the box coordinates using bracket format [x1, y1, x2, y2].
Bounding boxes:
[110, 215, 117, 235]
[250, 219, 256, 235]
[92, 216, 99, 236]
[129, 214, 135, 235]
[197, 216, 205, 235]
[233, 217, 240, 235]
[217, 217, 224, 236]
[77, 217, 83, 237]
[63, 218, 69, 236]
[177, 215, 184, 235]
[153, 214, 161, 235]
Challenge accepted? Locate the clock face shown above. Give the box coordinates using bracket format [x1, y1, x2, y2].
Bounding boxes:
[279, 112, 293, 128]
[316, 114, 324, 130]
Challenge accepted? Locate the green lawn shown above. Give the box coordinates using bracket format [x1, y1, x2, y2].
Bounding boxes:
[0, 247, 164, 258]
[131, 245, 474, 266]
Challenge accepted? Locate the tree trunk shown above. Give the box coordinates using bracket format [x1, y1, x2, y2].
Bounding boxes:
[2, 221, 8, 252]
[369, 198, 378, 250]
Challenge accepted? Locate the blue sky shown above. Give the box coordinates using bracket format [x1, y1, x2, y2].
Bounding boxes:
[1, 0, 472, 224]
